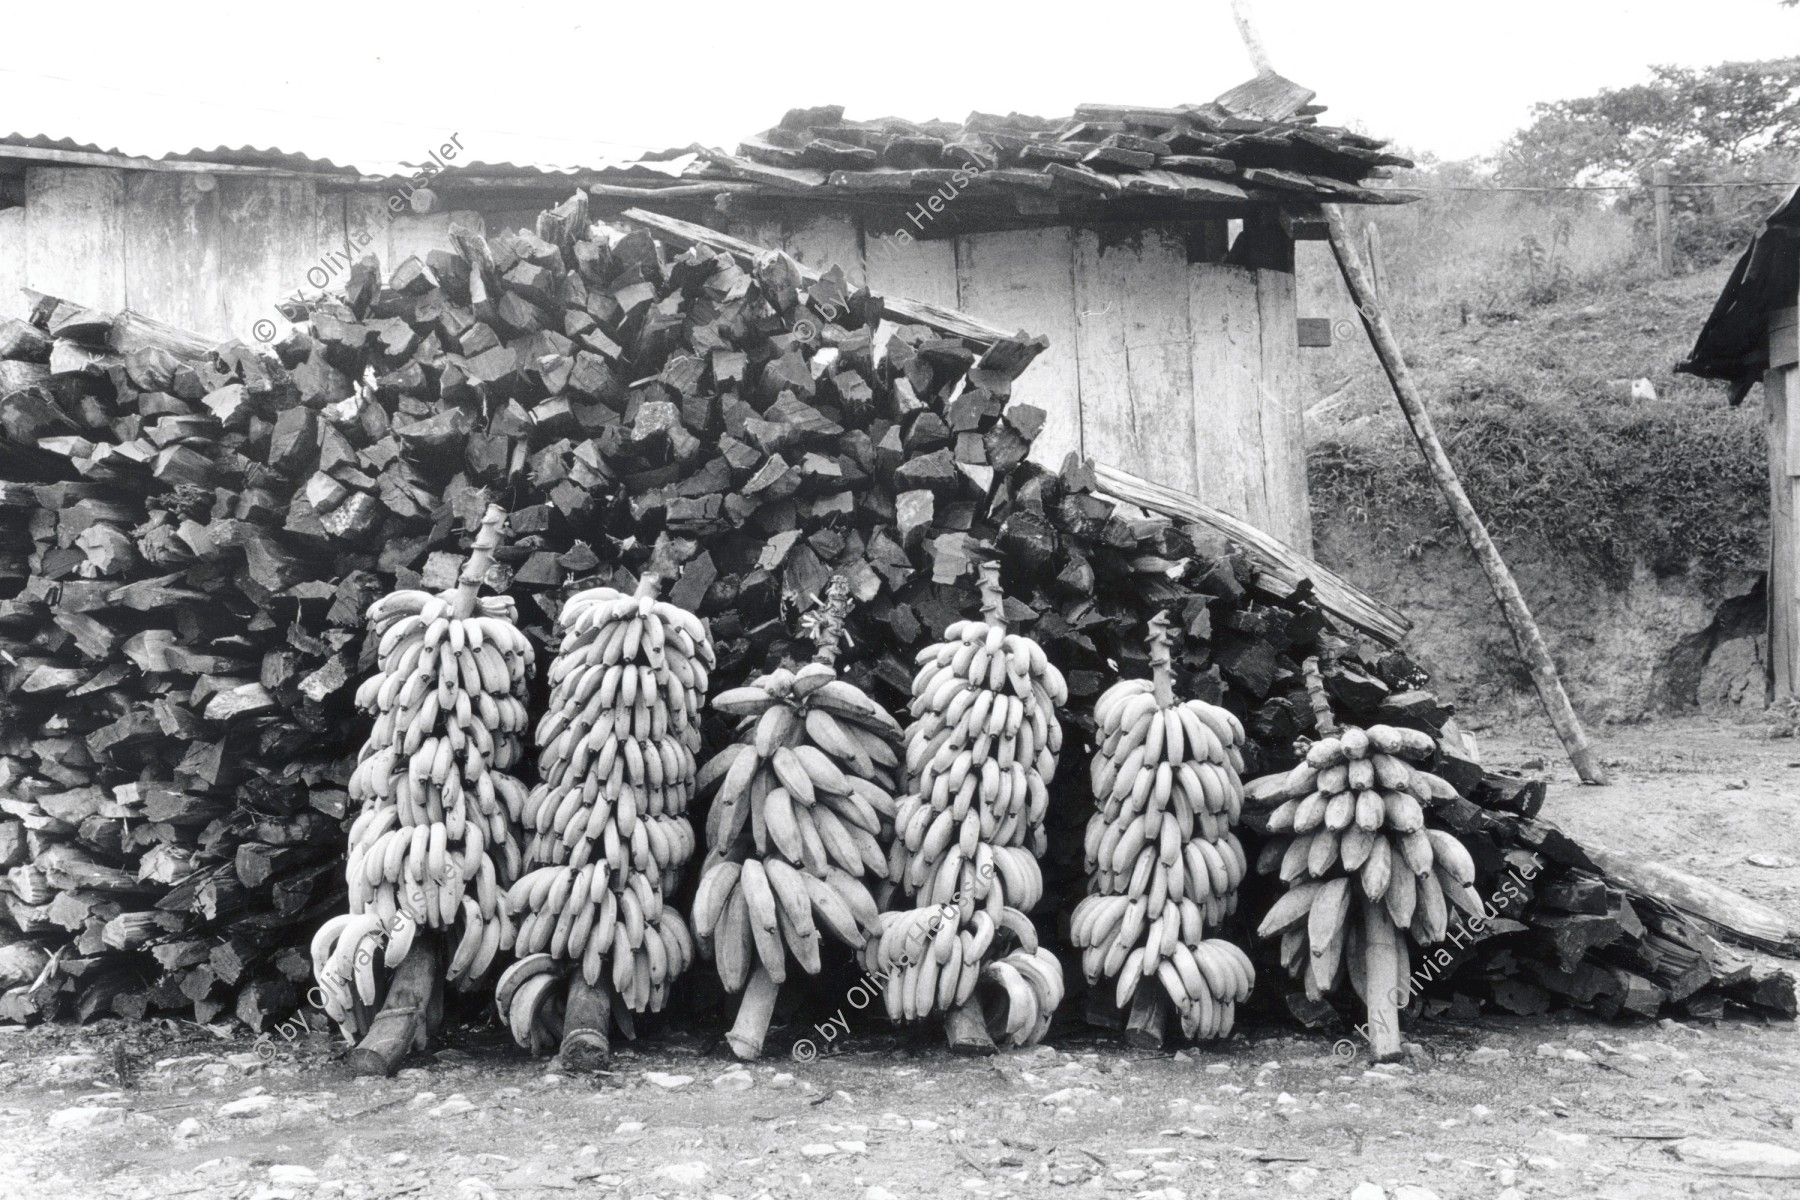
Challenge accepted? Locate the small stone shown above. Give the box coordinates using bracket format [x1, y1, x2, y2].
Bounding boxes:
[1670, 1138, 1800, 1178]
[911, 1118, 940, 1132]
[175, 1117, 203, 1139]
[1274, 1092, 1298, 1106]
[714, 1070, 755, 1092]
[1350, 1184, 1387, 1200]
[1748, 852, 1797, 868]
[1469, 1104, 1494, 1122]
[1562, 1049, 1593, 1064]
[1110, 1168, 1147, 1182]
[615, 1121, 645, 1134]
[1204, 1064, 1231, 1075]
[864, 1188, 901, 1200]
[1534, 1043, 1560, 1059]
[770, 1073, 796, 1089]
[1392, 1187, 1443, 1200]
[270, 1166, 318, 1187]
[387, 1153, 410, 1166]
[49, 1106, 122, 1131]
[800, 1143, 839, 1159]
[1041, 1087, 1097, 1106]
[428, 1095, 476, 1118]
[653, 1162, 709, 1186]
[837, 1140, 868, 1154]
[1283, 1165, 1320, 1190]
[455, 1181, 497, 1200]
[1678, 1068, 1710, 1087]
[1496, 1190, 1525, 1200]
[220, 1095, 277, 1118]
[644, 1071, 693, 1090]
[1467, 1048, 1509, 1064]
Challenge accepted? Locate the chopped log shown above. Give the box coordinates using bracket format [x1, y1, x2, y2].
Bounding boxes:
[1586, 844, 1797, 955]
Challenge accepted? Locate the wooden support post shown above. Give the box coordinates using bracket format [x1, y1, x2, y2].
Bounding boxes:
[1652, 163, 1674, 277]
[1363, 222, 1388, 306]
[1322, 205, 1608, 785]
[1767, 304, 1800, 701]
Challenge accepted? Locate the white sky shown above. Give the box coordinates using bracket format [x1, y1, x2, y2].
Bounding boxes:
[0, 0, 1793, 171]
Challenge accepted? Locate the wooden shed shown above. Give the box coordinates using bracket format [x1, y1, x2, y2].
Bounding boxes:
[1681, 185, 1800, 699]
[0, 75, 1411, 550]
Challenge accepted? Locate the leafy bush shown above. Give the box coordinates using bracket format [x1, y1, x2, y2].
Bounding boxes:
[1310, 395, 1768, 591]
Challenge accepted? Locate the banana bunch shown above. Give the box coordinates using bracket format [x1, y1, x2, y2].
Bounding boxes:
[1251, 723, 1483, 1009]
[313, 505, 533, 1032]
[497, 573, 714, 1052]
[865, 562, 1068, 1048]
[690, 580, 898, 1057]
[1069, 612, 1256, 1041]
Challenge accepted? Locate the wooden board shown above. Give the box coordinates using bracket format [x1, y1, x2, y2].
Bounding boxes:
[727, 213, 865, 289]
[0, 208, 26, 319]
[862, 219, 959, 360]
[1187, 262, 1264, 525]
[954, 227, 1081, 467]
[1072, 227, 1196, 493]
[24, 167, 127, 311]
[218, 178, 319, 347]
[1256, 265, 1312, 550]
[1771, 306, 1798, 372]
[388, 210, 484, 271]
[1770, 364, 1798, 700]
[124, 174, 224, 339]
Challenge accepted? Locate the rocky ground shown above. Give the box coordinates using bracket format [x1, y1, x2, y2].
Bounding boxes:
[3, 716, 1799, 1200]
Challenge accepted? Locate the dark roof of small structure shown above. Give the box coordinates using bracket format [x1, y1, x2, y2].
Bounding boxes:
[0, 73, 1415, 221]
[1680, 185, 1800, 396]
[643, 74, 1416, 218]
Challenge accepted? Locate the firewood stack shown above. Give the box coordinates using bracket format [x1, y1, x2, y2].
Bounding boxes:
[0, 189, 1790, 1035]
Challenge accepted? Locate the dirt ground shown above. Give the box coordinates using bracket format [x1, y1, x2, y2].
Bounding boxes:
[3, 715, 1799, 1200]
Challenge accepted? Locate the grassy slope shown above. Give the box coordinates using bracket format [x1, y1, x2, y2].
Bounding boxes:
[1291, 218, 1769, 713]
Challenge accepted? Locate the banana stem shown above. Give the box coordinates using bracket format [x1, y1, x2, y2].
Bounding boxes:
[1124, 987, 1166, 1049]
[634, 572, 664, 601]
[727, 965, 779, 1060]
[1301, 655, 1339, 738]
[1147, 610, 1176, 710]
[559, 975, 613, 1071]
[1361, 898, 1404, 1063]
[976, 561, 1007, 628]
[452, 504, 507, 620]
[809, 576, 853, 667]
[945, 994, 996, 1056]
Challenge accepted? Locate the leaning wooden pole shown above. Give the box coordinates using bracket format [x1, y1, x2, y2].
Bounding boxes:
[1322, 206, 1607, 785]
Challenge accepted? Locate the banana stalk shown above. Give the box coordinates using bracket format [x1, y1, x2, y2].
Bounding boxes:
[868, 561, 1067, 1052]
[497, 556, 714, 1067]
[1248, 655, 1482, 1062]
[312, 503, 534, 1076]
[692, 577, 900, 1060]
[1069, 611, 1255, 1044]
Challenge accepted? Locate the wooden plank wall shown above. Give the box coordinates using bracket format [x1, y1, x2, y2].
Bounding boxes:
[16, 167, 485, 344]
[731, 210, 1311, 548]
[0, 208, 25, 319]
[1768, 303, 1799, 700]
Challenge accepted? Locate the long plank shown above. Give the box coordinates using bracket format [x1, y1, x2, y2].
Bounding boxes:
[124, 174, 224, 339]
[1255, 265, 1312, 549]
[1072, 227, 1197, 493]
[1089, 461, 1410, 645]
[1586, 843, 1797, 956]
[955, 227, 1082, 467]
[24, 167, 127, 312]
[863, 221, 959, 311]
[1188, 262, 1265, 524]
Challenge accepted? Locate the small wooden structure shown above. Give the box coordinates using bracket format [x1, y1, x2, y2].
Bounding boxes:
[1681, 186, 1800, 699]
[0, 78, 1413, 549]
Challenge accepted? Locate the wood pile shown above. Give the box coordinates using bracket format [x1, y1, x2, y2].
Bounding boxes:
[0, 190, 1790, 1037]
